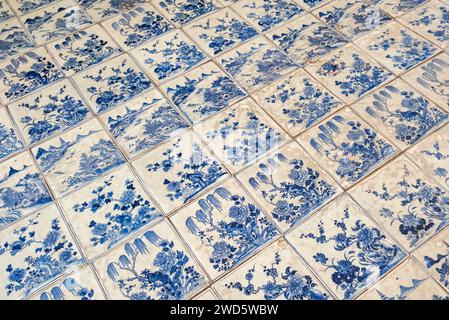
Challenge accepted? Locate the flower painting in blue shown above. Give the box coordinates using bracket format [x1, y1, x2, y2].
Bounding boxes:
[0, 48, 63, 104]
[96, 221, 206, 300]
[287, 195, 405, 300]
[154, 0, 219, 25]
[172, 179, 279, 279]
[0, 204, 84, 299]
[8, 80, 91, 145]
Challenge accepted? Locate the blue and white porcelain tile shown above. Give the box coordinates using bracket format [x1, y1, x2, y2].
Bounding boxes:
[0, 106, 24, 161]
[31, 118, 125, 198]
[357, 259, 449, 300]
[354, 21, 440, 76]
[236, 141, 343, 232]
[413, 226, 449, 292]
[305, 44, 394, 104]
[29, 265, 105, 300]
[152, 0, 221, 26]
[296, 0, 333, 11]
[161, 61, 246, 124]
[267, 14, 347, 67]
[0, 151, 52, 228]
[101, 3, 173, 50]
[93, 219, 208, 300]
[369, 0, 428, 17]
[398, 0, 449, 49]
[0, 203, 85, 299]
[72, 54, 153, 114]
[171, 177, 279, 279]
[0, 1, 15, 22]
[349, 155, 449, 252]
[132, 130, 228, 213]
[402, 52, 449, 113]
[286, 194, 406, 300]
[233, 0, 305, 33]
[130, 29, 207, 84]
[76, 0, 148, 22]
[7, 79, 92, 145]
[213, 238, 332, 300]
[196, 97, 290, 173]
[8, 0, 59, 16]
[406, 124, 449, 190]
[0, 18, 35, 62]
[218, 36, 299, 93]
[253, 69, 344, 136]
[100, 89, 189, 158]
[59, 164, 163, 259]
[298, 107, 398, 189]
[351, 78, 448, 150]
[47, 25, 122, 76]
[20, 0, 93, 45]
[314, 0, 392, 39]
[184, 8, 258, 56]
[0, 47, 63, 104]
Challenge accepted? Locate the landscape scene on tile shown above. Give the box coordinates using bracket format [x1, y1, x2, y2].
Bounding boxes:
[1, 0, 449, 301]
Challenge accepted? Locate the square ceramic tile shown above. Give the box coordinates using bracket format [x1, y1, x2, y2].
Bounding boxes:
[0, 151, 52, 228]
[0, 106, 24, 160]
[286, 195, 406, 300]
[355, 21, 440, 76]
[152, 0, 221, 26]
[184, 8, 258, 56]
[161, 61, 246, 124]
[413, 226, 449, 292]
[298, 107, 398, 188]
[0, 203, 85, 299]
[399, 1, 449, 49]
[8, 0, 59, 15]
[8, 79, 92, 145]
[402, 52, 449, 113]
[21, 0, 93, 45]
[171, 178, 279, 279]
[237, 141, 343, 232]
[0, 1, 15, 22]
[233, 0, 305, 32]
[101, 3, 173, 50]
[267, 14, 347, 66]
[305, 44, 394, 104]
[213, 238, 332, 300]
[100, 89, 189, 158]
[132, 130, 228, 213]
[76, 0, 149, 22]
[31, 118, 125, 198]
[369, 0, 427, 17]
[357, 259, 449, 300]
[314, 0, 392, 39]
[29, 265, 105, 300]
[351, 78, 448, 150]
[218, 37, 298, 93]
[93, 219, 208, 300]
[406, 124, 449, 190]
[130, 29, 207, 84]
[60, 165, 163, 259]
[72, 54, 153, 114]
[48, 25, 122, 76]
[349, 155, 449, 251]
[253, 69, 344, 136]
[0, 48, 63, 104]
[0, 18, 35, 62]
[195, 98, 290, 173]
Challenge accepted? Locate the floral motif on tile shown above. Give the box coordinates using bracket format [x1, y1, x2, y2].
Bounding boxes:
[154, 0, 220, 25]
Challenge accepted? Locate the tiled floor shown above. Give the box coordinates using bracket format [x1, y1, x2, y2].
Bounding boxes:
[0, 0, 449, 301]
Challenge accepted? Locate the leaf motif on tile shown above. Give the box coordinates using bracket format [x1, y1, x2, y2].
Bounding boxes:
[185, 186, 278, 272]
